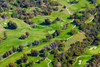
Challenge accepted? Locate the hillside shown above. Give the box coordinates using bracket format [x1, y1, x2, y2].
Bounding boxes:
[0, 0, 100, 67]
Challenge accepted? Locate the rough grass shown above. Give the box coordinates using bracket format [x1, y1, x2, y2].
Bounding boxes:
[64, 32, 85, 51]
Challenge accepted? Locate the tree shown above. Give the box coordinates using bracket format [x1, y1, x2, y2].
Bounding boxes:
[8, 21, 18, 29]
[63, 6, 66, 9]
[21, 54, 28, 63]
[20, 34, 27, 39]
[46, 34, 53, 40]
[9, 50, 13, 55]
[45, 19, 51, 25]
[29, 61, 34, 67]
[56, 17, 62, 21]
[63, 24, 66, 30]
[55, 29, 61, 36]
[3, 51, 9, 58]
[9, 62, 15, 67]
[26, 32, 30, 37]
[4, 31, 7, 39]
[34, 40, 40, 45]
[12, 46, 17, 52]
[19, 45, 24, 51]
[31, 49, 39, 56]
[91, 0, 97, 5]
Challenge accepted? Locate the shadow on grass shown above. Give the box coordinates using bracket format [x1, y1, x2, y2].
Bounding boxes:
[4, 27, 9, 29]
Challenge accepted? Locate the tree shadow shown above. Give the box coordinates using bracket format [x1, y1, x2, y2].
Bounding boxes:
[39, 22, 46, 25]
[86, 57, 94, 63]
[87, 0, 93, 4]
[4, 27, 9, 29]
[15, 59, 21, 64]
[39, 54, 44, 57]
[67, 32, 73, 35]
[27, 53, 31, 56]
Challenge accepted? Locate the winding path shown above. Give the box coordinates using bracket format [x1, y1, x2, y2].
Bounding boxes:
[46, 58, 51, 67]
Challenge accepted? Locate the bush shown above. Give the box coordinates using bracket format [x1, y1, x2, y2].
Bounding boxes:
[8, 21, 18, 29]
[21, 54, 28, 63]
